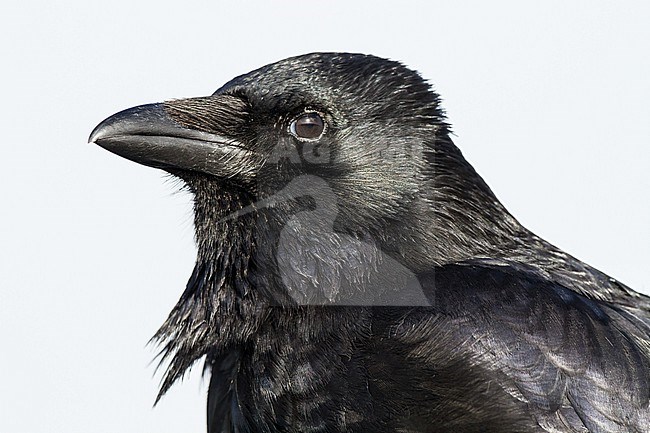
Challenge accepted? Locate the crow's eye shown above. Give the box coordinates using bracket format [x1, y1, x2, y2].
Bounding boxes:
[289, 112, 326, 141]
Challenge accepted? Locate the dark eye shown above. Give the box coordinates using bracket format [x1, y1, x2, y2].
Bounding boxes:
[290, 112, 326, 140]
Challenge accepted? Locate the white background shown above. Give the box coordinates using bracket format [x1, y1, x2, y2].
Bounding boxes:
[1, 1, 648, 432]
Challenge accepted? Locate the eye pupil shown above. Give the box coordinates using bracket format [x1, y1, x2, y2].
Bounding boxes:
[292, 112, 325, 140]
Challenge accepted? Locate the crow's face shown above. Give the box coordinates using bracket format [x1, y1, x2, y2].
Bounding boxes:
[90, 53, 449, 235]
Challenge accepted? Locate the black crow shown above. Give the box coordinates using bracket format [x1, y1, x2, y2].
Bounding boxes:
[90, 53, 650, 433]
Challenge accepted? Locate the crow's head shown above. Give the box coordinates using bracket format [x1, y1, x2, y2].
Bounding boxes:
[91, 53, 519, 270]
[91, 53, 445, 221]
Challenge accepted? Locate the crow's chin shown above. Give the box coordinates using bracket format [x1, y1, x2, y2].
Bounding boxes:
[165, 169, 254, 195]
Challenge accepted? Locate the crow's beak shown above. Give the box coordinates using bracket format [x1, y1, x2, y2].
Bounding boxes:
[89, 101, 255, 179]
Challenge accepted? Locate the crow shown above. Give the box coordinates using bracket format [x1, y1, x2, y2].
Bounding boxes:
[90, 53, 650, 432]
